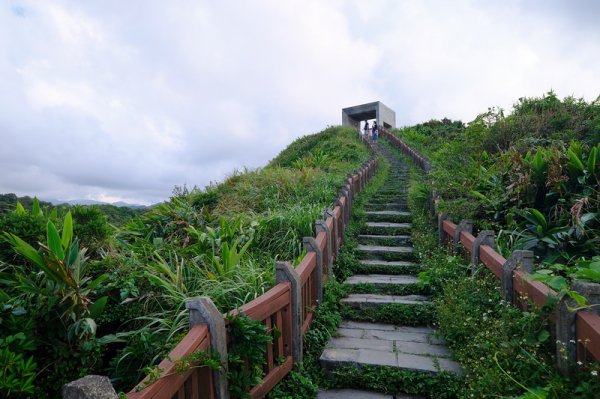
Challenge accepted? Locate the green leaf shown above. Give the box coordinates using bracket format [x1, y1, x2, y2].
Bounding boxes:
[575, 269, 600, 282]
[15, 202, 27, 216]
[2, 233, 45, 269]
[65, 240, 79, 268]
[87, 274, 109, 291]
[61, 211, 73, 250]
[31, 197, 42, 217]
[529, 208, 547, 231]
[47, 221, 65, 260]
[569, 291, 588, 307]
[88, 296, 108, 319]
[587, 146, 597, 175]
[568, 148, 585, 171]
[537, 329, 550, 343]
[546, 276, 568, 291]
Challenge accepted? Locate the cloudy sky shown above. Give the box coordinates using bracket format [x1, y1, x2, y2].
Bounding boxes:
[1, 1, 599, 205]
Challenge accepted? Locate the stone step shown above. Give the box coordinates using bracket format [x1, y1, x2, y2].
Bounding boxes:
[354, 259, 421, 275]
[359, 259, 417, 268]
[365, 210, 411, 216]
[357, 235, 412, 245]
[365, 203, 408, 211]
[344, 274, 421, 286]
[341, 294, 432, 308]
[368, 197, 407, 204]
[355, 244, 413, 255]
[366, 222, 411, 228]
[320, 321, 462, 374]
[364, 222, 411, 235]
[317, 389, 424, 399]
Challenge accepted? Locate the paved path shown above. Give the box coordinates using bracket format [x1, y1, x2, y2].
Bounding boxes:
[318, 143, 461, 398]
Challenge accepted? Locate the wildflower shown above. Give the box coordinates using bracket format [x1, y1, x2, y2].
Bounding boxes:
[577, 361, 583, 366]
[592, 370, 598, 376]
[570, 339, 576, 344]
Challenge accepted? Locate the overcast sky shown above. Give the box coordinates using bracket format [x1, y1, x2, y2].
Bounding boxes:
[1, 1, 599, 205]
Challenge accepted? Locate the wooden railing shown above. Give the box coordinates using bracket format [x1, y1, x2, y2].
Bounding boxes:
[229, 282, 294, 398]
[383, 128, 600, 375]
[128, 325, 214, 399]
[124, 141, 380, 398]
[296, 252, 318, 334]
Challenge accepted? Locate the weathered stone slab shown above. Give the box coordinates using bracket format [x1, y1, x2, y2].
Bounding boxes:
[356, 348, 398, 366]
[358, 234, 412, 243]
[437, 357, 464, 374]
[366, 203, 407, 208]
[395, 352, 437, 373]
[395, 341, 452, 358]
[344, 274, 421, 285]
[365, 210, 411, 216]
[320, 348, 358, 365]
[326, 337, 393, 351]
[336, 327, 366, 338]
[355, 244, 414, 254]
[340, 320, 397, 331]
[359, 259, 416, 267]
[337, 322, 444, 344]
[366, 329, 440, 344]
[365, 222, 412, 231]
[341, 294, 431, 308]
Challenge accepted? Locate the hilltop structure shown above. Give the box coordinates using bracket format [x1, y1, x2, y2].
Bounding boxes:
[342, 101, 396, 129]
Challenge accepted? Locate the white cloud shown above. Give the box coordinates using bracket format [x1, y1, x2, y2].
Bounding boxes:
[0, 0, 598, 204]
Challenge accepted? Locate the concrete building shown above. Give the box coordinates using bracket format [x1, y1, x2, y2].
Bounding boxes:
[342, 101, 396, 130]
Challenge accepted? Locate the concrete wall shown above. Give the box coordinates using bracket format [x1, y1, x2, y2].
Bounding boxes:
[342, 101, 396, 129]
[377, 102, 396, 128]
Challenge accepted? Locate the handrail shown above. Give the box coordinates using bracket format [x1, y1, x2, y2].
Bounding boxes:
[383, 128, 600, 369]
[442, 220, 456, 236]
[121, 149, 381, 398]
[296, 252, 318, 334]
[577, 311, 600, 361]
[460, 231, 475, 253]
[128, 325, 213, 399]
[479, 245, 504, 279]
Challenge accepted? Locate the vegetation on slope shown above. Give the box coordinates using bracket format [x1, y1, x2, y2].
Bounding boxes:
[388, 91, 600, 398]
[392, 91, 599, 287]
[0, 126, 369, 397]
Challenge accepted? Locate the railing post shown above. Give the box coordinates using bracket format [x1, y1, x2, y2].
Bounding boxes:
[453, 220, 473, 255]
[345, 175, 353, 199]
[315, 219, 333, 275]
[303, 237, 323, 303]
[501, 250, 533, 303]
[471, 230, 495, 265]
[276, 262, 302, 362]
[338, 188, 350, 225]
[186, 297, 230, 399]
[556, 281, 600, 375]
[437, 213, 448, 245]
[325, 208, 339, 256]
[62, 375, 118, 399]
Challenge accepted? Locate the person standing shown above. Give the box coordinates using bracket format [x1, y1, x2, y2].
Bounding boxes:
[372, 121, 378, 143]
[363, 121, 370, 139]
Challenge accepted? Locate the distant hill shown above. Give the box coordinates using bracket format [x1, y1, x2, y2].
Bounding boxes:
[45, 198, 147, 208]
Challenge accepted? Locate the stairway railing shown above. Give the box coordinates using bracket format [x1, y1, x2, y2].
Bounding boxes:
[382, 128, 600, 376]
[123, 140, 380, 399]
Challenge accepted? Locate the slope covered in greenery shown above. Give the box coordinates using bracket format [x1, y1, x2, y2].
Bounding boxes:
[393, 92, 599, 266]
[0, 126, 369, 396]
[390, 91, 600, 398]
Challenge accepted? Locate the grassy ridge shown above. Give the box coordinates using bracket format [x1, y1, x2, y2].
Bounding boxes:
[0, 125, 370, 397]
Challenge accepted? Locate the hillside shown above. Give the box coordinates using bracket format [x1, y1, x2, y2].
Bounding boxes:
[0, 125, 370, 397]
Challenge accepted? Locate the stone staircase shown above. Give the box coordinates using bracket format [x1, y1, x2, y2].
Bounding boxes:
[318, 144, 461, 398]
